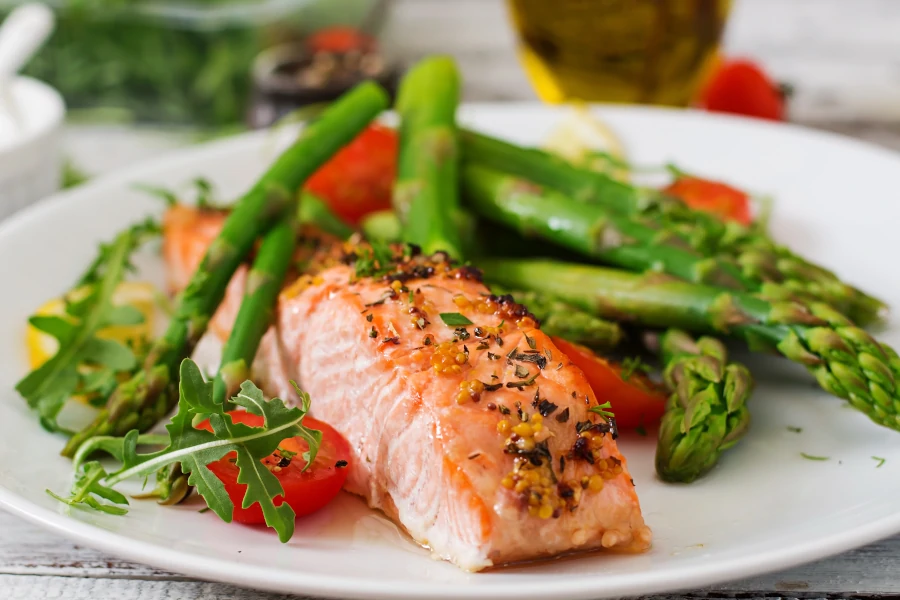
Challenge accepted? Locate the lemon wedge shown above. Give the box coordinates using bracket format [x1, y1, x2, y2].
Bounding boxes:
[26, 281, 158, 370]
[543, 104, 630, 182]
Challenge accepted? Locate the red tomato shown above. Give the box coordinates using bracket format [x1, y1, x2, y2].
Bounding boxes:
[552, 337, 667, 430]
[663, 176, 753, 225]
[698, 59, 785, 121]
[306, 27, 376, 54]
[197, 412, 352, 524]
[304, 124, 398, 225]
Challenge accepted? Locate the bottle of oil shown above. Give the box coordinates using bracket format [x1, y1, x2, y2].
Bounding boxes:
[507, 0, 732, 106]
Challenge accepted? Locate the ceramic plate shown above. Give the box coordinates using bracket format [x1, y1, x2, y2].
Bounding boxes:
[1, 105, 899, 599]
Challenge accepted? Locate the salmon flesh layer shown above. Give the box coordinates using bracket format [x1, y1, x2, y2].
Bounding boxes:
[163, 206, 651, 571]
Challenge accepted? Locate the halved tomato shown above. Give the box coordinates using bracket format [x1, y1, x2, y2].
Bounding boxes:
[197, 411, 352, 524]
[304, 123, 398, 225]
[663, 176, 753, 225]
[552, 337, 667, 429]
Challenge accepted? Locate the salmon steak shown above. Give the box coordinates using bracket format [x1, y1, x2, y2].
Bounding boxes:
[164, 205, 652, 571]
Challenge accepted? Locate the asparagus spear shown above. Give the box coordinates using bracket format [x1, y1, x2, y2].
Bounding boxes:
[488, 285, 623, 350]
[158, 217, 298, 504]
[393, 56, 464, 259]
[297, 192, 354, 240]
[478, 258, 900, 432]
[461, 164, 748, 290]
[361, 209, 402, 244]
[62, 82, 389, 457]
[651, 330, 753, 483]
[213, 218, 296, 407]
[461, 130, 886, 325]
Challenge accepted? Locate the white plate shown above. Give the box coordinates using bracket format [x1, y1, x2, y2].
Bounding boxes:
[1, 104, 900, 600]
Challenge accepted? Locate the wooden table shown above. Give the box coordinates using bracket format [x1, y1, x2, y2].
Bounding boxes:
[5, 0, 900, 597]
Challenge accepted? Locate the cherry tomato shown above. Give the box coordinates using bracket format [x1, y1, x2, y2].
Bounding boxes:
[197, 411, 352, 524]
[663, 176, 753, 225]
[305, 27, 376, 54]
[553, 337, 667, 430]
[698, 58, 785, 121]
[304, 124, 398, 225]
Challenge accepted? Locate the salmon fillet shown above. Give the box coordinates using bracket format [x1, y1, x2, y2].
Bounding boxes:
[163, 206, 651, 571]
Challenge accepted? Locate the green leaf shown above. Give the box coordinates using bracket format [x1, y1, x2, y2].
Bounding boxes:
[16, 219, 161, 431]
[47, 461, 129, 515]
[81, 338, 137, 371]
[439, 312, 474, 326]
[103, 305, 145, 327]
[800, 452, 829, 461]
[29, 315, 77, 341]
[589, 401, 615, 419]
[50, 359, 323, 544]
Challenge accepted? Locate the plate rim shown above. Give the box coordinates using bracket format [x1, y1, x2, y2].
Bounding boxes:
[3, 103, 900, 599]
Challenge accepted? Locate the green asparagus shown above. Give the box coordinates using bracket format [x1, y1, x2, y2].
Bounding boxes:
[213, 218, 296, 407]
[479, 258, 900, 432]
[62, 81, 390, 457]
[488, 285, 623, 350]
[461, 130, 886, 325]
[652, 330, 753, 483]
[361, 209, 402, 245]
[461, 164, 748, 290]
[393, 57, 464, 258]
[297, 192, 354, 240]
[158, 217, 297, 504]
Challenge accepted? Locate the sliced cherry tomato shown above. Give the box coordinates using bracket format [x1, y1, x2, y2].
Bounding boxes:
[197, 411, 352, 524]
[304, 123, 398, 226]
[663, 176, 753, 225]
[698, 58, 785, 121]
[552, 337, 667, 429]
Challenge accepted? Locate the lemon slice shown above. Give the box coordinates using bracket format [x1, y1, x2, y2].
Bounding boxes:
[26, 281, 158, 370]
[543, 104, 630, 182]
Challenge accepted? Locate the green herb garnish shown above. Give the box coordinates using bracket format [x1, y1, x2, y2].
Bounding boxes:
[873, 456, 886, 468]
[354, 242, 395, 279]
[440, 312, 474, 326]
[620, 356, 652, 381]
[16, 223, 160, 432]
[800, 453, 829, 461]
[589, 401, 615, 419]
[787, 426, 803, 433]
[49, 359, 322, 543]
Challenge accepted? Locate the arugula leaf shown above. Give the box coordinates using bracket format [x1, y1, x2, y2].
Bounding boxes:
[17, 233, 136, 431]
[133, 178, 222, 212]
[16, 219, 162, 430]
[51, 358, 322, 543]
[72, 433, 169, 471]
[77, 217, 161, 287]
[440, 312, 474, 326]
[47, 461, 129, 516]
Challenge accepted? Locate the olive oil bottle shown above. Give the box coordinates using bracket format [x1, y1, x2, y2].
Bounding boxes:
[507, 0, 732, 105]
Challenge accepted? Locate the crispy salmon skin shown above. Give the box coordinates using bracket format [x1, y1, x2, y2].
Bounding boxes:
[163, 206, 651, 571]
